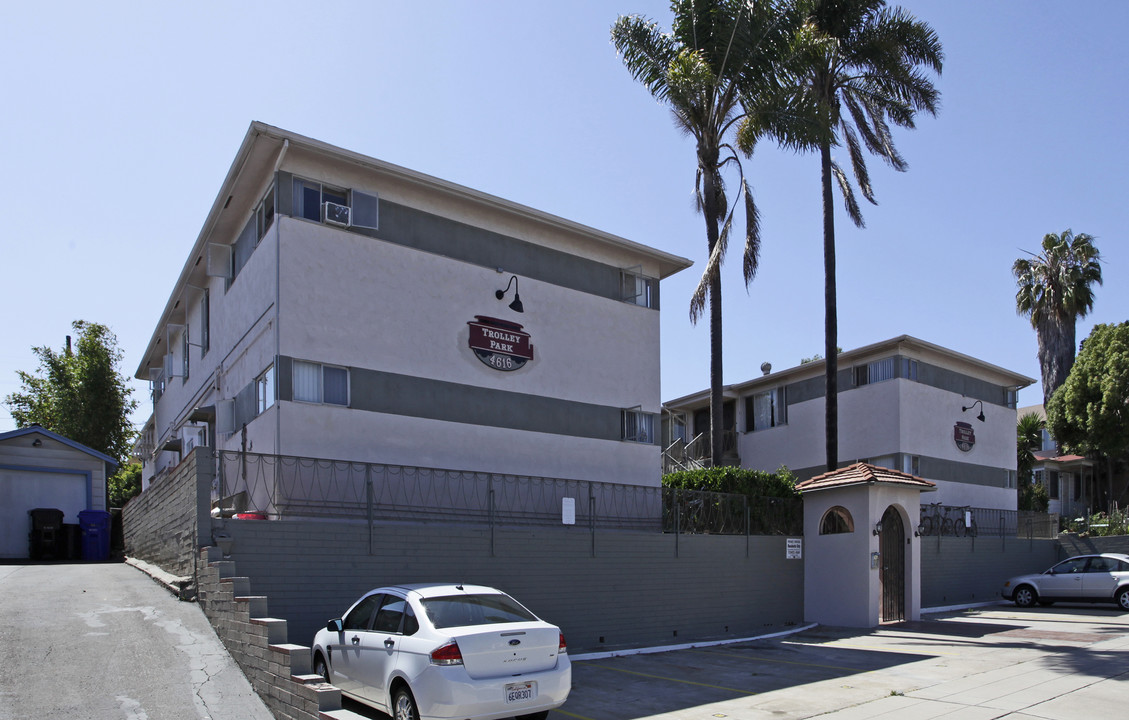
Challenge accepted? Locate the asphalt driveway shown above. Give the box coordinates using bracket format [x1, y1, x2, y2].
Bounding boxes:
[0, 561, 272, 720]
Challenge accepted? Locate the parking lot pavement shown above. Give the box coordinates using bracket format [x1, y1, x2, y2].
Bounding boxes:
[554, 605, 1129, 720]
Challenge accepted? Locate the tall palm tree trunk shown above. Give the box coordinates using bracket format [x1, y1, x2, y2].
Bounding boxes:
[820, 140, 838, 472]
[1037, 316, 1075, 407]
[702, 167, 725, 466]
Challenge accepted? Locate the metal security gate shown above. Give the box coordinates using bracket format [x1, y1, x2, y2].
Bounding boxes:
[879, 506, 905, 623]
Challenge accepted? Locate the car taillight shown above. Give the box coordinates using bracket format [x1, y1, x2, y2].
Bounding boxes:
[430, 641, 464, 666]
[559, 632, 568, 654]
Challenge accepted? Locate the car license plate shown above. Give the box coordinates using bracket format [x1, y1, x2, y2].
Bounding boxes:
[505, 681, 536, 704]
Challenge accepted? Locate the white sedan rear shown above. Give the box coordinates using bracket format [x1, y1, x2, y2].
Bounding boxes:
[311, 583, 571, 720]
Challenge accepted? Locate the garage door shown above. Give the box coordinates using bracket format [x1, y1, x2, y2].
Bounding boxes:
[0, 469, 89, 559]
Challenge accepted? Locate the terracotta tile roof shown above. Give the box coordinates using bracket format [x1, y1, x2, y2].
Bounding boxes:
[795, 462, 937, 494]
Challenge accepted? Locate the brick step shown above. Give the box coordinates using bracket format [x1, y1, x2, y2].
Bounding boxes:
[319, 708, 372, 720]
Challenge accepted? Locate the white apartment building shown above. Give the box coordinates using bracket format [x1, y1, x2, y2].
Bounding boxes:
[134, 122, 690, 492]
[663, 336, 1035, 510]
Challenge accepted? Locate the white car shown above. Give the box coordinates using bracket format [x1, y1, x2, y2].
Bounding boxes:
[311, 583, 571, 720]
[1002, 553, 1129, 610]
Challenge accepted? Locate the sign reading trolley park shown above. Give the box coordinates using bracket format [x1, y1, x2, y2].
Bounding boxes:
[953, 421, 976, 452]
[467, 316, 534, 372]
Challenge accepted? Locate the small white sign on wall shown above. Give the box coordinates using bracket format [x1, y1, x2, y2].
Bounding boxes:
[786, 537, 802, 559]
[562, 497, 576, 525]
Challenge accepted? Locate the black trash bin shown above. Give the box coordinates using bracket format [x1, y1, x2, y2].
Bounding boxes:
[78, 510, 112, 562]
[28, 508, 65, 560]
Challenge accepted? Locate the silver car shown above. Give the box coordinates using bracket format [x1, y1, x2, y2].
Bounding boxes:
[311, 583, 570, 720]
[1002, 553, 1129, 610]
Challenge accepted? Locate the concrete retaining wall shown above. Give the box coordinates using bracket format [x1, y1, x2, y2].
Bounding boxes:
[122, 447, 212, 578]
[921, 535, 1060, 607]
[211, 517, 807, 653]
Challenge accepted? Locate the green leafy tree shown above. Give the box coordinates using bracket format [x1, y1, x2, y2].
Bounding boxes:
[1014, 230, 1103, 406]
[5, 320, 138, 463]
[1016, 412, 1049, 512]
[613, 0, 797, 466]
[753, 0, 942, 471]
[108, 462, 142, 508]
[1047, 322, 1129, 506]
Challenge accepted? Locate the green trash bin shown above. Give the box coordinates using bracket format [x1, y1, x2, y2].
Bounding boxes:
[78, 510, 112, 562]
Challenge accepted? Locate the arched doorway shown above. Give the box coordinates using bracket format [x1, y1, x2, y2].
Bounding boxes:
[879, 506, 905, 623]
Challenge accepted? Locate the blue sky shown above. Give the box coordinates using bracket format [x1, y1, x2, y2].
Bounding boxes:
[2, 0, 1126, 435]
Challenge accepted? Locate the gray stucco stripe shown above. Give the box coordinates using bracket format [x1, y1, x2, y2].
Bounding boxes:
[784, 356, 1011, 408]
[276, 358, 642, 443]
[364, 200, 660, 311]
[792, 455, 1010, 488]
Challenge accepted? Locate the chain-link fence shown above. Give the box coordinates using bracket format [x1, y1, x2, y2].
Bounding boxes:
[212, 450, 802, 535]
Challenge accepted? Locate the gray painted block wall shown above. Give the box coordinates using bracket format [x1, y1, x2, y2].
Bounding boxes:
[211, 518, 807, 653]
[920, 536, 1059, 607]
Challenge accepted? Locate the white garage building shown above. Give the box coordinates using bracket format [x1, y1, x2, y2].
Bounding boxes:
[0, 425, 116, 559]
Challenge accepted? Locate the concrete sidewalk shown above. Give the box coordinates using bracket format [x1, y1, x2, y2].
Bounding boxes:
[555, 605, 1129, 720]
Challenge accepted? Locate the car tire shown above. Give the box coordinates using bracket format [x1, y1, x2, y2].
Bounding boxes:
[313, 653, 330, 683]
[1014, 585, 1037, 608]
[516, 713, 550, 720]
[393, 686, 419, 720]
[1116, 587, 1129, 612]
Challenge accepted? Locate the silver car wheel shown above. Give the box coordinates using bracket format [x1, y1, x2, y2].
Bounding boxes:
[1117, 587, 1129, 611]
[394, 688, 419, 720]
[1014, 585, 1037, 608]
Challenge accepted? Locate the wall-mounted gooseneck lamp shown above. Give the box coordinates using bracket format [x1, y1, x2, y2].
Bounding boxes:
[495, 275, 524, 313]
[961, 399, 986, 422]
[873, 521, 883, 536]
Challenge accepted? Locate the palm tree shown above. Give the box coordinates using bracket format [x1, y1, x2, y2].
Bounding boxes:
[612, 0, 794, 466]
[1013, 230, 1103, 406]
[758, 0, 942, 471]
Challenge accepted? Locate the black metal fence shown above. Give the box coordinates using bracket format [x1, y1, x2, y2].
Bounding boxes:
[213, 450, 803, 535]
[918, 502, 1059, 539]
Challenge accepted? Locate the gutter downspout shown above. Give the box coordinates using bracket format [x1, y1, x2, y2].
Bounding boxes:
[274, 140, 287, 460]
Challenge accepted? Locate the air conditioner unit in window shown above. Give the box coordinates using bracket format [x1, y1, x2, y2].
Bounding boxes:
[324, 201, 351, 227]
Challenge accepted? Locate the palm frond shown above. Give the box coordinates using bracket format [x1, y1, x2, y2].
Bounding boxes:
[741, 177, 761, 285]
[831, 159, 864, 228]
[839, 121, 875, 204]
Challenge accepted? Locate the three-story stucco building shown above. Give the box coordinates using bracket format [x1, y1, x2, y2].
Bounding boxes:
[134, 122, 690, 495]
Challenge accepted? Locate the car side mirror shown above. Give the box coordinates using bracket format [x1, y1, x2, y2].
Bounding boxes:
[327, 619, 344, 633]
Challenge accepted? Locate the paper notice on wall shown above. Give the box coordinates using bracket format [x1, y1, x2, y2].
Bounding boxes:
[562, 497, 576, 525]
[786, 538, 802, 559]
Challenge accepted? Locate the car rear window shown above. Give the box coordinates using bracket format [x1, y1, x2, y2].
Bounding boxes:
[421, 594, 537, 629]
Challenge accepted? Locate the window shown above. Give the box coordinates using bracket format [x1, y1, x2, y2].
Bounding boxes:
[293, 361, 348, 406]
[820, 506, 854, 534]
[621, 409, 654, 443]
[902, 455, 920, 476]
[1005, 387, 1018, 409]
[200, 289, 210, 356]
[291, 176, 379, 230]
[746, 387, 786, 431]
[1048, 470, 1060, 499]
[901, 358, 918, 381]
[257, 365, 275, 414]
[344, 593, 382, 631]
[256, 184, 275, 240]
[855, 357, 895, 386]
[182, 327, 190, 382]
[1007, 470, 1017, 489]
[421, 594, 537, 629]
[620, 268, 657, 308]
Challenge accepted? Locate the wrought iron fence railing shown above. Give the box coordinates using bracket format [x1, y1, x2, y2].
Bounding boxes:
[917, 503, 1059, 539]
[212, 450, 803, 535]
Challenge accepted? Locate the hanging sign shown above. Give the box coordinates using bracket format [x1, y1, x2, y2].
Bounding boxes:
[468, 316, 533, 372]
[954, 421, 976, 452]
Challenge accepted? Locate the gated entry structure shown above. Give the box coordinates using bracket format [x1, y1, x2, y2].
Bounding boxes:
[798, 463, 935, 627]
